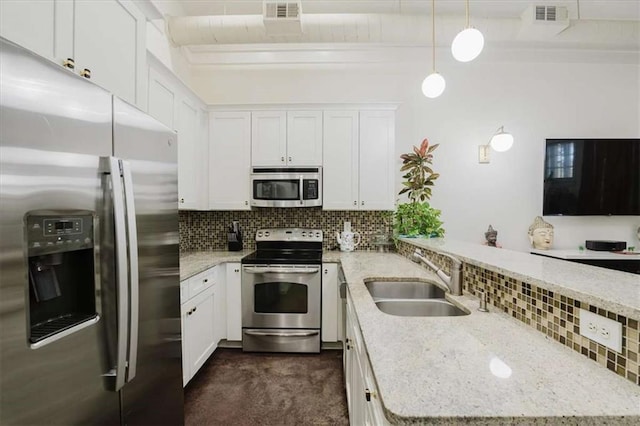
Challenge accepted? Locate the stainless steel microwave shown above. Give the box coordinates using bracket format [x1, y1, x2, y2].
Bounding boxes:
[251, 167, 322, 208]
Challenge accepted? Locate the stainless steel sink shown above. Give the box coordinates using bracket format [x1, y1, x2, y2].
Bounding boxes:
[374, 299, 469, 317]
[365, 280, 445, 300]
[364, 279, 469, 317]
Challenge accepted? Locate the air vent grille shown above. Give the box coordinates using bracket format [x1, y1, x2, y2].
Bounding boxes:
[536, 5, 558, 21]
[265, 2, 300, 19]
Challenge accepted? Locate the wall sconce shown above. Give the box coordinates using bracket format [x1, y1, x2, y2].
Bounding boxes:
[478, 126, 514, 163]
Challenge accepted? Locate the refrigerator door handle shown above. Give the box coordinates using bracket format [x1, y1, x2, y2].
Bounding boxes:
[104, 157, 130, 392]
[121, 160, 139, 384]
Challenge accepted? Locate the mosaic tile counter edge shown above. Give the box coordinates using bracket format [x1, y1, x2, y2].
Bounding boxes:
[397, 238, 640, 386]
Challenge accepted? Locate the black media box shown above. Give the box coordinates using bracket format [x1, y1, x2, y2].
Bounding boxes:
[585, 240, 627, 252]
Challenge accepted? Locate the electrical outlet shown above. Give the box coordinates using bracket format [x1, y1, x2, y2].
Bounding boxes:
[478, 145, 490, 163]
[578, 309, 622, 353]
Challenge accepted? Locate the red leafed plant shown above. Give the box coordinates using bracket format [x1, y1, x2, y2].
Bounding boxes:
[399, 138, 440, 202]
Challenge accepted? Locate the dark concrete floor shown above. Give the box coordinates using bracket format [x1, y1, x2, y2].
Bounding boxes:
[184, 348, 349, 425]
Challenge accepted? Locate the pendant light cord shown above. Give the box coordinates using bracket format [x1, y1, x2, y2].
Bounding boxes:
[432, 0, 436, 71]
[465, 0, 470, 28]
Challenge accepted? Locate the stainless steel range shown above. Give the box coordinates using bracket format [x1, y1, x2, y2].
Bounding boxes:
[241, 228, 323, 353]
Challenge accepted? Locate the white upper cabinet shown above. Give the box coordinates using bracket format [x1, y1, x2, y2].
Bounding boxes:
[209, 112, 252, 210]
[323, 111, 360, 210]
[358, 110, 395, 210]
[323, 110, 395, 211]
[251, 110, 323, 167]
[147, 61, 208, 210]
[286, 111, 323, 166]
[73, 0, 146, 108]
[0, 0, 146, 109]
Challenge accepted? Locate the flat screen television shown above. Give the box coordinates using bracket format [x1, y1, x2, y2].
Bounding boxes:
[543, 139, 640, 215]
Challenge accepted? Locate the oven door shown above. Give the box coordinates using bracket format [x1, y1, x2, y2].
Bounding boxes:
[241, 264, 321, 329]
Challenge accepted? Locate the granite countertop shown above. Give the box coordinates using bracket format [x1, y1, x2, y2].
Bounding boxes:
[179, 250, 252, 281]
[339, 252, 640, 425]
[402, 238, 640, 319]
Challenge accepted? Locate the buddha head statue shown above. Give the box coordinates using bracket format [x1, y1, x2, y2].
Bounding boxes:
[485, 225, 498, 247]
[528, 216, 554, 250]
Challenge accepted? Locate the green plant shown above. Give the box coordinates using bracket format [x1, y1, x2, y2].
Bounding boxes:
[394, 138, 445, 238]
[394, 199, 445, 238]
[399, 138, 440, 202]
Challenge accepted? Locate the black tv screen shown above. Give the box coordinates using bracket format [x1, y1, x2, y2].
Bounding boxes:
[543, 139, 640, 215]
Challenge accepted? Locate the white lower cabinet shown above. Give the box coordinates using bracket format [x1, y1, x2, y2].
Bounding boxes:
[345, 291, 388, 425]
[180, 266, 223, 386]
[322, 263, 339, 342]
[225, 263, 243, 341]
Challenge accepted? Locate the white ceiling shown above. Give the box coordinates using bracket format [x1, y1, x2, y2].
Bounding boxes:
[149, 1, 640, 66]
[169, 0, 640, 21]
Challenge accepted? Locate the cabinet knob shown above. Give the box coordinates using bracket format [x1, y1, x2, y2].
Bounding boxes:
[346, 344, 351, 350]
[365, 389, 372, 402]
[353, 201, 357, 206]
[80, 68, 91, 79]
[361, 201, 364, 206]
[180, 198, 185, 203]
[193, 307, 197, 313]
[324, 269, 328, 274]
[234, 269, 240, 273]
[288, 156, 292, 162]
[62, 58, 75, 70]
[281, 156, 285, 162]
[203, 279, 208, 283]
[245, 200, 248, 206]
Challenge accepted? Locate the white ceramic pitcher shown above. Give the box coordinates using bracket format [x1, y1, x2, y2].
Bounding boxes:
[336, 231, 361, 252]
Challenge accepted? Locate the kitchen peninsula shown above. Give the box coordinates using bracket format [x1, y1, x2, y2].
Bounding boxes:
[180, 239, 640, 424]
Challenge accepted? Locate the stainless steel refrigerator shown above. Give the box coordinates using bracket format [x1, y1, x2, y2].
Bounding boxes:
[0, 37, 184, 425]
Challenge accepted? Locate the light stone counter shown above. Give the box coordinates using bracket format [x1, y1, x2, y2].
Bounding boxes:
[179, 250, 252, 281]
[402, 238, 640, 319]
[339, 252, 640, 425]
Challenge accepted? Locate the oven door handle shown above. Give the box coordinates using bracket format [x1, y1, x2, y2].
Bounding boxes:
[244, 330, 320, 338]
[243, 266, 320, 274]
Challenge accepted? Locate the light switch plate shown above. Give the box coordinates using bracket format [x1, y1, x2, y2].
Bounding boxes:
[478, 145, 490, 164]
[578, 308, 622, 353]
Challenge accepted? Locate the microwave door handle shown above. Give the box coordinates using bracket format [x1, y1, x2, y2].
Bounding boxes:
[121, 160, 138, 384]
[102, 157, 129, 392]
[299, 176, 304, 205]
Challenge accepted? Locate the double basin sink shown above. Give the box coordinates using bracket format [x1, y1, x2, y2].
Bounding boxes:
[365, 280, 469, 317]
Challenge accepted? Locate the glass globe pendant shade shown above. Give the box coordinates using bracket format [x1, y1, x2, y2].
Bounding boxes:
[451, 27, 484, 62]
[421, 72, 446, 98]
[490, 131, 514, 152]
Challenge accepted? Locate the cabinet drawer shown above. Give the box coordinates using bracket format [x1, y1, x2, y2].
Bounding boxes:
[180, 280, 189, 304]
[188, 267, 216, 298]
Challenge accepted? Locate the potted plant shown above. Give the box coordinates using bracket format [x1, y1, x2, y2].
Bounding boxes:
[394, 138, 445, 238]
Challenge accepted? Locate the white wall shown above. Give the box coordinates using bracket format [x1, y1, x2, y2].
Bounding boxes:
[190, 52, 640, 252]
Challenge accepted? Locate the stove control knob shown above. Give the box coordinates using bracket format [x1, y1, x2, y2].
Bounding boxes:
[257, 231, 263, 238]
[265, 231, 270, 237]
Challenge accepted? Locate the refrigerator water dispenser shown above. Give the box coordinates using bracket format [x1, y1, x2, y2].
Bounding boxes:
[25, 211, 99, 348]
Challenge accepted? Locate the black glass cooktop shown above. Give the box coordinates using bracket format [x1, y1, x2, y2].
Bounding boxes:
[241, 249, 322, 265]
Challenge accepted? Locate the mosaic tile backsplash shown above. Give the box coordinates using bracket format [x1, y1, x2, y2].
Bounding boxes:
[179, 209, 394, 252]
[396, 240, 640, 387]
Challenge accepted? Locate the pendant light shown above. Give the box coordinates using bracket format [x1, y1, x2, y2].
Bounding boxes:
[422, 0, 445, 98]
[489, 126, 514, 152]
[451, 0, 484, 62]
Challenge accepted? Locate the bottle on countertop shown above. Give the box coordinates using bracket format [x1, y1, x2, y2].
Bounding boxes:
[227, 221, 243, 251]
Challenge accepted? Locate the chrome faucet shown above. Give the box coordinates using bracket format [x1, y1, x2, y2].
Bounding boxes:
[411, 248, 463, 296]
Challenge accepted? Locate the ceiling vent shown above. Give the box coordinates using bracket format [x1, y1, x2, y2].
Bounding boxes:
[519, 4, 570, 39]
[263, 1, 302, 36]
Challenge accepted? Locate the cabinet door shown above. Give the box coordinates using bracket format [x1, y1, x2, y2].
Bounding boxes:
[251, 111, 287, 166]
[185, 285, 216, 382]
[287, 110, 323, 166]
[176, 96, 201, 209]
[209, 112, 252, 210]
[147, 67, 176, 130]
[73, 0, 146, 107]
[359, 111, 395, 210]
[0, 0, 56, 61]
[323, 110, 359, 210]
[322, 264, 338, 342]
[225, 263, 242, 341]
